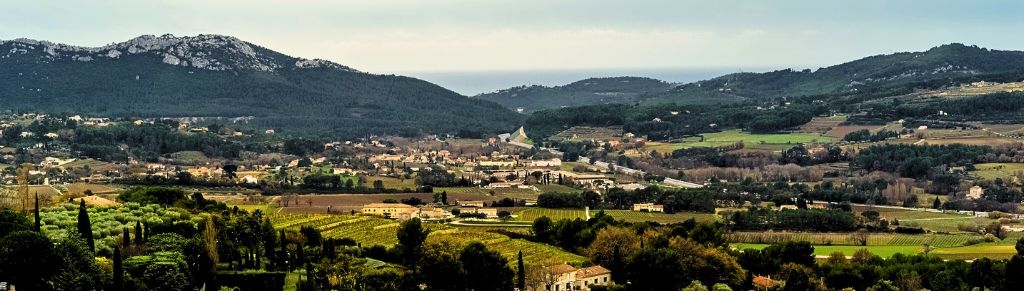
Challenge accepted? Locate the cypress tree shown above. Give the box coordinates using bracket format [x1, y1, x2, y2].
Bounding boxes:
[33, 192, 40, 232]
[113, 247, 123, 291]
[279, 230, 288, 270]
[517, 250, 526, 290]
[122, 228, 131, 247]
[77, 199, 95, 252]
[134, 221, 143, 246]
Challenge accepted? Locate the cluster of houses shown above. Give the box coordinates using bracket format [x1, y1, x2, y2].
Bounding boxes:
[538, 263, 613, 291]
[359, 203, 451, 220]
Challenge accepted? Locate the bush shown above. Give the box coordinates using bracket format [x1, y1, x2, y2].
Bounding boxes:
[210, 271, 287, 291]
[893, 226, 925, 234]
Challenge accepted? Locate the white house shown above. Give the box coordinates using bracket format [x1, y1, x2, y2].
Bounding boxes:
[632, 203, 664, 213]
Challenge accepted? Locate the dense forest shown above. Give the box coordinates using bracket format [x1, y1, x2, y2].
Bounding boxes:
[524, 102, 823, 140]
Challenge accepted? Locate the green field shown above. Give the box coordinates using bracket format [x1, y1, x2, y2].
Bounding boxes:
[511, 208, 717, 224]
[727, 232, 983, 248]
[534, 184, 582, 193]
[734, 242, 1018, 260]
[644, 130, 836, 152]
[971, 163, 1024, 181]
[734, 243, 922, 258]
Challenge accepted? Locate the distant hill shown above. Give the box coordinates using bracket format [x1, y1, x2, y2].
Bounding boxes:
[0, 34, 521, 138]
[524, 44, 1024, 140]
[475, 77, 674, 113]
[666, 43, 1024, 100]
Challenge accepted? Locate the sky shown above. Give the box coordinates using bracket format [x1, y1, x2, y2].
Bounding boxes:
[2, 0, 1024, 75]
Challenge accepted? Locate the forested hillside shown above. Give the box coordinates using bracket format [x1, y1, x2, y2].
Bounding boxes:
[665, 43, 1024, 100]
[0, 34, 521, 138]
[475, 77, 674, 112]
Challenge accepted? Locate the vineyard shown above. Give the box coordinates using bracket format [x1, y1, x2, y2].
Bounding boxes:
[40, 202, 199, 255]
[512, 208, 717, 224]
[270, 213, 586, 265]
[726, 231, 984, 248]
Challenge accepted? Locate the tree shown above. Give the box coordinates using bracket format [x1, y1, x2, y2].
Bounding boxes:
[203, 216, 219, 267]
[122, 228, 131, 247]
[419, 242, 466, 290]
[33, 193, 40, 232]
[0, 207, 31, 237]
[517, 250, 526, 290]
[113, 247, 123, 291]
[77, 199, 95, 252]
[532, 216, 554, 242]
[627, 247, 686, 290]
[688, 222, 725, 247]
[134, 221, 144, 246]
[0, 231, 59, 289]
[52, 235, 102, 290]
[222, 164, 238, 179]
[460, 242, 514, 291]
[396, 218, 429, 270]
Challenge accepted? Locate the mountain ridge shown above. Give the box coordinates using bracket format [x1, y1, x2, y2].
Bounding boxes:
[0, 34, 521, 138]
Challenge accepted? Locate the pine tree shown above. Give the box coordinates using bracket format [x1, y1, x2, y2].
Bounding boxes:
[517, 250, 526, 290]
[933, 197, 942, 209]
[77, 199, 95, 252]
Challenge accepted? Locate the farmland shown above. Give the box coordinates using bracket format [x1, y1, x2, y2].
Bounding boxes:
[726, 232, 983, 248]
[643, 130, 836, 153]
[971, 163, 1024, 181]
[268, 212, 586, 265]
[40, 202, 199, 255]
[511, 208, 718, 224]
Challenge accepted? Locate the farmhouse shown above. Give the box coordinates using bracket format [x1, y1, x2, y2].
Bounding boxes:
[462, 208, 499, 218]
[537, 263, 612, 291]
[417, 206, 449, 219]
[458, 200, 485, 208]
[968, 186, 984, 200]
[528, 158, 562, 168]
[361, 203, 418, 219]
[632, 203, 664, 213]
[485, 181, 524, 189]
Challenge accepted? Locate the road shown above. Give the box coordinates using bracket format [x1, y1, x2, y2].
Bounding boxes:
[508, 141, 704, 189]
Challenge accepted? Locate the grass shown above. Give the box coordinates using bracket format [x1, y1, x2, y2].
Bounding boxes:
[971, 163, 1024, 181]
[644, 130, 836, 153]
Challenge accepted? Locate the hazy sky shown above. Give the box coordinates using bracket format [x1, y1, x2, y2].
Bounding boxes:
[2, 0, 1023, 74]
